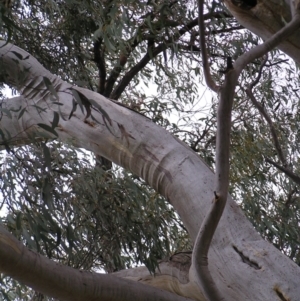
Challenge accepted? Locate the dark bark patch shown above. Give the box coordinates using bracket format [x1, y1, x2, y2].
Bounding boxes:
[274, 286, 290, 301]
[232, 245, 261, 270]
[231, 0, 257, 10]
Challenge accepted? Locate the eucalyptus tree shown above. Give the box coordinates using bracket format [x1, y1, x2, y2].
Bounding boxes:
[1, 0, 300, 300]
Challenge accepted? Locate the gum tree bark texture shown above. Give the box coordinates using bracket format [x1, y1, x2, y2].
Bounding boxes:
[225, 0, 300, 64]
[1, 41, 300, 301]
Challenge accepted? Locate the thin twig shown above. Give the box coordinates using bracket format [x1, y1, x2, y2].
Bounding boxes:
[246, 55, 287, 167]
[244, 31, 300, 186]
[285, 187, 297, 207]
[198, 0, 219, 92]
[110, 43, 167, 100]
[266, 59, 289, 67]
[248, 55, 268, 89]
[265, 158, 300, 185]
[110, 11, 226, 100]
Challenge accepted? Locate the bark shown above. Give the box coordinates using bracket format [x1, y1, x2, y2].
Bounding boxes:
[224, 0, 300, 64]
[0, 225, 193, 301]
[1, 41, 300, 301]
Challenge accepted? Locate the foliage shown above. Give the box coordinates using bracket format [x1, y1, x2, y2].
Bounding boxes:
[1, 142, 190, 299]
[2, 142, 190, 265]
[230, 56, 300, 264]
[1, 0, 300, 299]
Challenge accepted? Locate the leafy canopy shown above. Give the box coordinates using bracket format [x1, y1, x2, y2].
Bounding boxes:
[1, 0, 300, 299]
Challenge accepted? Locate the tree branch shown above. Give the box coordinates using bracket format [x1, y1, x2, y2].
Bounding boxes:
[110, 43, 167, 100]
[191, 3, 237, 299]
[246, 55, 287, 167]
[178, 12, 233, 37]
[265, 158, 300, 185]
[246, 56, 300, 185]
[190, 3, 300, 301]
[2, 40, 300, 300]
[285, 186, 298, 207]
[0, 225, 194, 301]
[234, 11, 300, 74]
[104, 41, 139, 98]
[109, 11, 231, 100]
[192, 67, 237, 301]
[94, 38, 106, 95]
[198, 0, 219, 92]
[190, 25, 244, 38]
[230, 5, 300, 188]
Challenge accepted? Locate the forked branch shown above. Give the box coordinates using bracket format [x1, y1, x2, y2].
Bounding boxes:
[192, 2, 300, 301]
[234, 9, 300, 73]
[110, 11, 229, 100]
[192, 2, 236, 301]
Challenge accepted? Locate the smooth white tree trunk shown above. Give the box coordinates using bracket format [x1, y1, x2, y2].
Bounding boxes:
[224, 0, 300, 64]
[0, 38, 300, 301]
